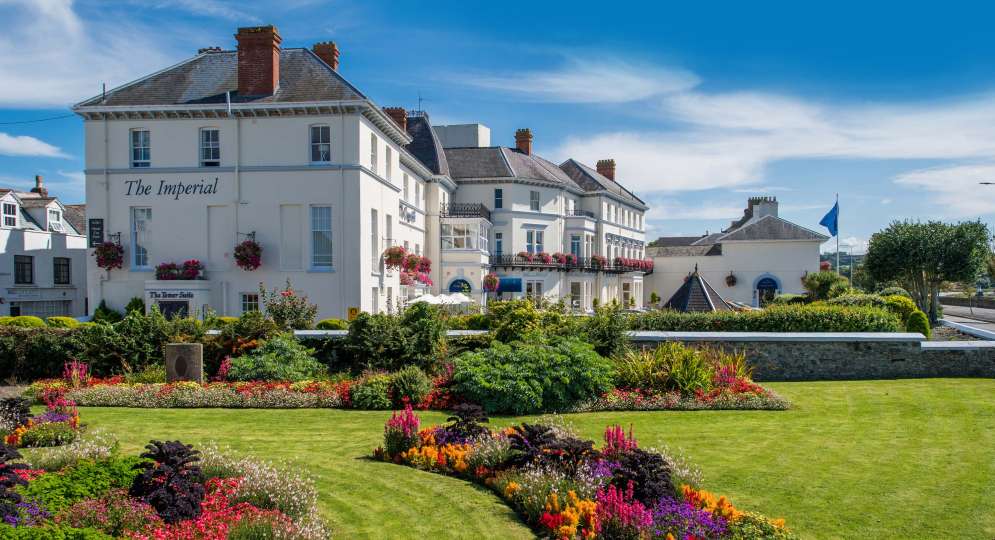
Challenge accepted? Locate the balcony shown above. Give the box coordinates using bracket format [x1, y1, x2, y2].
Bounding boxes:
[440, 202, 491, 221]
[566, 208, 596, 218]
[488, 254, 646, 274]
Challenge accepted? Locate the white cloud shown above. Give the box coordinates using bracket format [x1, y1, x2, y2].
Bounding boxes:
[58, 169, 84, 183]
[893, 162, 995, 217]
[823, 236, 868, 254]
[0, 0, 179, 107]
[0, 132, 66, 157]
[160, 0, 260, 22]
[645, 200, 743, 221]
[460, 57, 699, 103]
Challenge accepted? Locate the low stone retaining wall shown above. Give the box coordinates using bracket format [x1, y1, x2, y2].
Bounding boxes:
[206, 329, 995, 382]
[630, 332, 995, 381]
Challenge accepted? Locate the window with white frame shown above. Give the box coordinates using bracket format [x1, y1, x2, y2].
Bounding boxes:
[494, 232, 503, 255]
[403, 174, 409, 202]
[131, 207, 151, 268]
[131, 129, 150, 168]
[529, 191, 540, 212]
[3, 203, 17, 227]
[526, 229, 544, 253]
[47, 209, 63, 232]
[385, 214, 393, 247]
[441, 223, 474, 249]
[310, 206, 333, 268]
[571, 235, 581, 257]
[385, 146, 392, 180]
[525, 280, 544, 301]
[370, 133, 378, 174]
[310, 125, 331, 162]
[479, 223, 489, 253]
[199, 128, 220, 167]
[370, 209, 379, 270]
[494, 188, 503, 209]
[241, 293, 260, 313]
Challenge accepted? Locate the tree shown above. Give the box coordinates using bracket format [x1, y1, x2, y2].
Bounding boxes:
[802, 271, 849, 301]
[864, 220, 991, 323]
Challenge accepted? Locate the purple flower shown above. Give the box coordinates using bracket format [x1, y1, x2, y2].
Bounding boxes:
[6, 502, 51, 527]
[591, 459, 620, 479]
[652, 497, 728, 539]
[34, 411, 71, 424]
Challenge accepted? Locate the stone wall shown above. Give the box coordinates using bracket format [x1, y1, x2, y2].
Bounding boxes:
[629, 332, 995, 381]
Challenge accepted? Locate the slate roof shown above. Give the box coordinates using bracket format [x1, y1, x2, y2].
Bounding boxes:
[18, 197, 56, 208]
[76, 49, 366, 107]
[405, 113, 449, 176]
[719, 214, 828, 242]
[664, 272, 733, 312]
[648, 236, 705, 248]
[444, 147, 583, 190]
[64, 204, 86, 235]
[648, 244, 722, 257]
[559, 159, 645, 206]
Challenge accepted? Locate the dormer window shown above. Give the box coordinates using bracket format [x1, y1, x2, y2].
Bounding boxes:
[47, 209, 64, 232]
[200, 128, 220, 167]
[2, 203, 17, 227]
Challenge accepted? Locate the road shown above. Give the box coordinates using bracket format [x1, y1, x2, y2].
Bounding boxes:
[940, 304, 995, 334]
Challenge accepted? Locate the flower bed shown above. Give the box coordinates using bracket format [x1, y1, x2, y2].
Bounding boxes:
[1, 393, 81, 449]
[1, 436, 328, 538]
[374, 405, 793, 539]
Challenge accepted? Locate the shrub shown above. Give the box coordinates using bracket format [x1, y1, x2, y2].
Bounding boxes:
[630, 305, 902, 333]
[22, 429, 118, 472]
[46, 316, 80, 328]
[614, 349, 670, 392]
[666, 345, 714, 394]
[0, 326, 75, 381]
[583, 303, 629, 358]
[446, 313, 489, 331]
[55, 488, 162, 536]
[907, 310, 931, 338]
[129, 440, 205, 524]
[487, 300, 542, 342]
[611, 448, 675, 506]
[452, 336, 616, 414]
[124, 297, 146, 314]
[342, 306, 444, 373]
[879, 286, 912, 299]
[20, 422, 77, 448]
[260, 280, 317, 330]
[383, 405, 420, 458]
[883, 295, 917, 325]
[390, 365, 432, 405]
[802, 271, 849, 301]
[315, 318, 348, 330]
[401, 303, 446, 370]
[92, 300, 123, 324]
[227, 333, 325, 382]
[22, 456, 145, 513]
[124, 364, 166, 384]
[351, 372, 393, 410]
[826, 281, 853, 299]
[826, 293, 888, 309]
[0, 523, 114, 539]
[769, 293, 807, 305]
[7, 316, 46, 328]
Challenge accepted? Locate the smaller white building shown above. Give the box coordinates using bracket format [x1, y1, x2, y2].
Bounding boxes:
[645, 197, 827, 307]
[0, 176, 88, 317]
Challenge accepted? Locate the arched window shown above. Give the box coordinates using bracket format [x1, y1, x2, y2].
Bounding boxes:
[449, 279, 472, 294]
[756, 277, 779, 307]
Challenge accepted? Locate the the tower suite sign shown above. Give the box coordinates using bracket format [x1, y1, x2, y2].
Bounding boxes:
[124, 177, 220, 200]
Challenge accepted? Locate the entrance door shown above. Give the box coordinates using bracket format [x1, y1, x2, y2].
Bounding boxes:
[756, 277, 778, 307]
[158, 301, 189, 319]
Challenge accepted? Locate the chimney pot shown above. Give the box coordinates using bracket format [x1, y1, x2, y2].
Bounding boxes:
[235, 25, 282, 96]
[596, 159, 616, 180]
[515, 128, 533, 155]
[382, 107, 407, 132]
[31, 175, 48, 197]
[313, 41, 340, 71]
[198, 46, 222, 54]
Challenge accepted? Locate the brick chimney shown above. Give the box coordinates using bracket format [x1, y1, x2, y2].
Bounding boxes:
[382, 107, 407, 131]
[596, 159, 616, 180]
[235, 25, 282, 96]
[515, 128, 533, 155]
[31, 175, 47, 197]
[312, 41, 340, 71]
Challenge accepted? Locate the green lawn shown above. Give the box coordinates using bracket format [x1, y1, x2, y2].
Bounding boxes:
[74, 379, 995, 539]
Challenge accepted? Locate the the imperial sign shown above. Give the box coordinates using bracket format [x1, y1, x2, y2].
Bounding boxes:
[125, 178, 219, 200]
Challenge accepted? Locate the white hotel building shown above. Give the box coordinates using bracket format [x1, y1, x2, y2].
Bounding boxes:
[74, 25, 649, 319]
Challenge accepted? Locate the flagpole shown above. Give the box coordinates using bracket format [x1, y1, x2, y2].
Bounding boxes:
[835, 193, 840, 276]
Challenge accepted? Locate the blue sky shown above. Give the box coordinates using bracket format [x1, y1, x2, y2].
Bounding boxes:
[3, 0, 995, 253]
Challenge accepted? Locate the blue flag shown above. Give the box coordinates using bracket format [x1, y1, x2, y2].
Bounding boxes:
[819, 202, 839, 237]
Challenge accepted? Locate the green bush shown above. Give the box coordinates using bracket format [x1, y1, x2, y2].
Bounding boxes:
[883, 295, 917, 325]
[46, 316, 80, 328]
[343, 304, 444, 373]
[486, 300, 542, 342]
[401, 303, 445, 370]
[803, 271, 850, 301]
[124, 363, 166, 384]
[208, 316, 239, 328]
[582, 303, 629, 358]
[315, 318, 348, 330]
[92, 300, 123, 324]
[20, 456, 146, 513]
[615, 348, 670, 391]
[7, 315, 47, 328]
[390, 365, 433, 405]
[630, 305, 902, 333]
[227, 333, 325, 382]
[826, 281, 854, 299]
[0, 524, 113, 539]
[0, 326, 76, 381]
[826, 293, 888, 309]
[452, 336, 616, 414]
[907, 310, 931, 338]
[769, 293, 808, 305]
[616, 343, 719, 394]
[666, 345, 714, 394]
[879, 286, 912, 298]
[445, 313, 489, 331]
[124, 297, 145, 314]
[20, 421, 77, 448]
[351, 372, 393, 409]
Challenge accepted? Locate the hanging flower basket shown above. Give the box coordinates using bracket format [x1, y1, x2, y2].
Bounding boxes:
[483, 273, 499, 292]
[181, 259, 204, 280]
[383, 245, 408, 270]
[415, 272, 433, 286]
[155, 262, 180, 280]
[725, 273, 737, 287]
[402, 253, 422, 272]
[93, 242, 124, 270]
[591, 254, 607, 267]
[234, 239, 262, 271]
[400, 272, 415, 286]
[416, 256, 432, 273]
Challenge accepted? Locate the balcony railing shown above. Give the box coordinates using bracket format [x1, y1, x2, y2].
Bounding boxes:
[440, 202, 491, 221]
[489, 254, 649, 274]
[566, 208, 596, 218]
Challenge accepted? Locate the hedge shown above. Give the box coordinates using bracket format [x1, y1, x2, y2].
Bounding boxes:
[629, 305, 903, 333]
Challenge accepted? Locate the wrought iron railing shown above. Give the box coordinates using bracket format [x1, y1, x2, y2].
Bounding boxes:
[488, 254, 647, 273]
[440, 202, 491, 221]
[566, 208, 596, 218]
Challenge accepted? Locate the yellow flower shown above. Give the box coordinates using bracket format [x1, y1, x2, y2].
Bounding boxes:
[771, 518, 786, 529]
[504, 482, 521, 498]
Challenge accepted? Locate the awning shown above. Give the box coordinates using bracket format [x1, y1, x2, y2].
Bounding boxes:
[497, 277, 522, 293]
